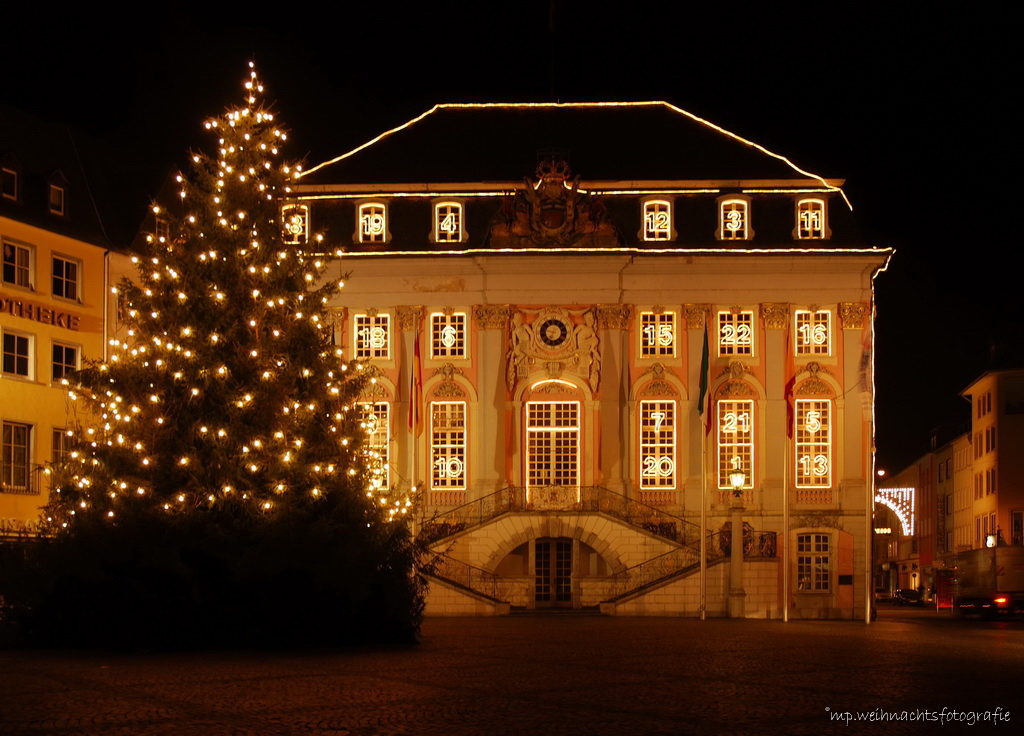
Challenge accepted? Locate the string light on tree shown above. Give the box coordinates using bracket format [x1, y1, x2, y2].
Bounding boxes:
[46, 62, 413, 530]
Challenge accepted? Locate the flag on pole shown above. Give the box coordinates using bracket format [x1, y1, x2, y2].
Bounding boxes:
[697, 319, 712, 436]
[408, 330, 423, 436]
[785, 324, 796, 439]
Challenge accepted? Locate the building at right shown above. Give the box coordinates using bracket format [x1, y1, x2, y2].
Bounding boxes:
[875, 369, 1024, 605]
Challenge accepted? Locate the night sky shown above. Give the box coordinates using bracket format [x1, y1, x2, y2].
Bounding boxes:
[3, 3, 1018, 471]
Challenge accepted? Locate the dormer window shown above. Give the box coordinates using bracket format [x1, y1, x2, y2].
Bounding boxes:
[48, 183, 65, 216]
[641, 198, 673, 241]
[433, 201, 464, 243]
[357, 202, 388, 244]
[796, 198, 828, 240]
[1, 167, 17, 201]
[718, 198, 750, 240]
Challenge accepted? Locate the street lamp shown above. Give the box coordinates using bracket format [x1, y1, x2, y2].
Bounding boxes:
[728, 469, 746, 617]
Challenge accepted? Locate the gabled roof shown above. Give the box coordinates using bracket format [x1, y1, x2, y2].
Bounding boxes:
[300, 102, 842, 190]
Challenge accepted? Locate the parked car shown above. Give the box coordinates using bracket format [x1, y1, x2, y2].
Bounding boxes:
[892, 588, 924, 606]
[874, 587, 891, 602]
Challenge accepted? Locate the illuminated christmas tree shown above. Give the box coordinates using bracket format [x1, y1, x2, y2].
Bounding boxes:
[34, 65, 421, 648]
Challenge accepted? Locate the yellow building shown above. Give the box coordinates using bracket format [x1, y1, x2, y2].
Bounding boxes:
[297, 103, 892, 618]
[1, 109, 119, 536]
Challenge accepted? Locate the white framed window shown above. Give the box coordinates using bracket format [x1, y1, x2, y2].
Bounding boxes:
[526, 401, 579, 491]
[2, 330, 33, 379]
[52, 427, 71, 464]
[796, 198, 827, 239]
[51, 342, 79, 382]
[640, 400, 676, 489]
[49, 184, 65, 216]
[359, 401, 390, 491]
[357, 202, 388, 244]
[719, 198, 750, 240]
[51, 254, 81, 302]
[794, 310, 830, 356]
[795, 399, 831, 488]
[2, 421, 33, 495]
[639, 311, 676, 358]
[641, 199, 673, 241]
[1, 167, 17, 200]
[353, 313, 390, 360]
[430, 311, 467, 359]
[797, 533, 830, 591]
[281, 204, 309, 245]
[717, 400, 753, 490]
[718, 311, 754, 356]
[433, 201, 464, 243]
[2, 240, 33, 289]
[430, 401, 466, 490]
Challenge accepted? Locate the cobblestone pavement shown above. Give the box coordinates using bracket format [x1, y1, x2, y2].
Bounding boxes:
[2, 610, 1022, 735]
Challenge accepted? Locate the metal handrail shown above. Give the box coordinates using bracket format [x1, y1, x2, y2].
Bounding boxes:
[424, 554, 515, 603]
[419, 485, 702, 547]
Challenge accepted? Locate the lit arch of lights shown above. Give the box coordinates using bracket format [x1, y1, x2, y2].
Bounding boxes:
[874, 487, 915, 536]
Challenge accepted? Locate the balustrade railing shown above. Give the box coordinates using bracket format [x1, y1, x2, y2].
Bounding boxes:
[707, 530, 778, 559]
[426, 554, 515, 602]
[419, 485, 702, 548]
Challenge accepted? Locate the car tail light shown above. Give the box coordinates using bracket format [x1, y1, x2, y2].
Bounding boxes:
[994, 596, 1009, 608]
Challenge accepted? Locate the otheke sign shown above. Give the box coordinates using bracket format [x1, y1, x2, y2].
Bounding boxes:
[0, 292, 82, 331]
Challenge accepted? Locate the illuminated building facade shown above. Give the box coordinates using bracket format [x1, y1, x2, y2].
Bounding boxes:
[1, 109, 121, 537]
[877, 369, 1024, 600]
[297, 103, 891, 618]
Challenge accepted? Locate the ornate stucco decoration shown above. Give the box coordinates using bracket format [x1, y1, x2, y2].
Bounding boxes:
[432, 382, 466, 399]
[474, 304, 510, 330]
[683, 304, 711, 329]
[506, 307, 601, 394]
[597, 304, 631, 330]
[364, 306, 378, 318]
[791, 513, 842, 530]
[640, 380, 677, 397]
[433, 362, 464, 382]
[717, 362, 753, 396]
[796, 361, 831, 395]
[396, 306, 423, 331]
[838, 302, 868, 329]
[488, 158, 620, 248]
[760, 302, 790, 330]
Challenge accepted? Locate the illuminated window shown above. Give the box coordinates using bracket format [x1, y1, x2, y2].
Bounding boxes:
[430, 312, 467, 359]
[2, 240, 33, 289]
[51, 342, 79, 382]
[797, 533, 830, 590]
[717, 400, 753, 489]
[357, 203, 388, 244]
[431, 401, 466, 490]
[1, 168, 17, 200]
[353, 313, 390, 360]
[434, 201, 464, 243]
[281, 204, 308, 245]
[359, 402, 390, 491]
[718, 311, 753, 356]
[526, 401, 579, 491]
[794, 310, 830, 356]
[639, 311, 675, 357]
[642, 199, 673, 241]
[640, 400, 675, 489]
[2, 330, 33, 378]
[2, 422, 33, 495]
[719, 198, 749, 240]
[795, 399, 831, 488]
[796, 198, 827, 239]
[51, 255, 80, 301]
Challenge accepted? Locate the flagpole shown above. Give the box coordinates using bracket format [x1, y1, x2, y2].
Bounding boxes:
[698, 317, 710, 621]
[783, 434, 789, 623]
